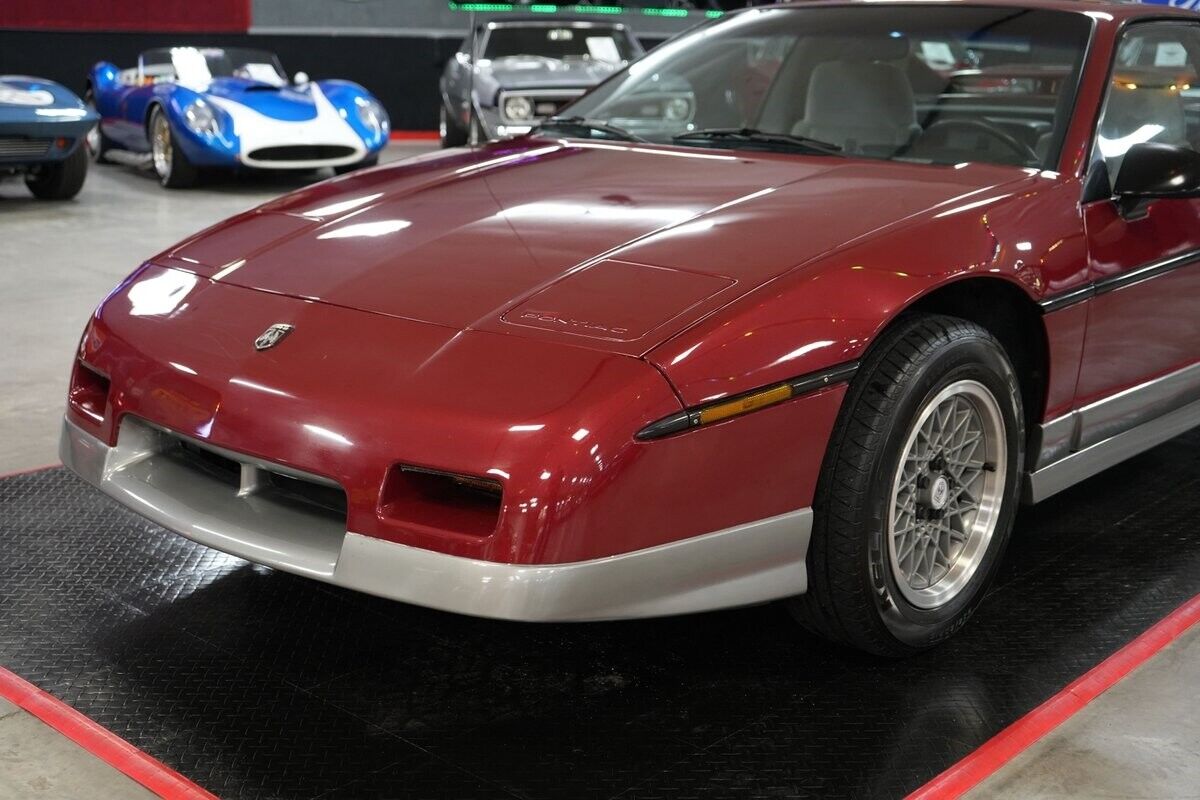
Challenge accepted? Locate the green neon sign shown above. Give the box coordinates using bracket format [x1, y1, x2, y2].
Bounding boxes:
[448, 2, 722, 18]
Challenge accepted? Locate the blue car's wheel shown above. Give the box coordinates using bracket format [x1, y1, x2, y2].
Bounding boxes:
[84, 89, 112, 164]
[26, 144, 88, 200]
[150, 106, 197, 189]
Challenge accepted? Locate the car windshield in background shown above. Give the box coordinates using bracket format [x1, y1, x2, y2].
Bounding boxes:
[141, 47, 287, 88]
[562, 6, 1092, 169]
[484, 26, 636, 64]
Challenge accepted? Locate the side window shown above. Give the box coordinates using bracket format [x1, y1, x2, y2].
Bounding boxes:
[1095, 22, 1200, 189]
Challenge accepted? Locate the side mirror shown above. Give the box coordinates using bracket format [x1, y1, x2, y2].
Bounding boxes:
[1113, 142, 1200, 215]
[293, 71, 309, 86]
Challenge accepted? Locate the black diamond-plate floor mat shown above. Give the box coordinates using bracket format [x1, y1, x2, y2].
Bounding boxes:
[1, 430, 1199, 799]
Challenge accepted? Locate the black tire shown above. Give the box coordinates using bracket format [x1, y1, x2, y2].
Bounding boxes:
[150, 106, 198, 189]
[788, 314, 1025, 656]
[440, 104, 467, 148]
[25, 144, 89, 200]
[333, 156, 379, 176]
[84, 88, 112, 164]
[470, 116, 488, 145]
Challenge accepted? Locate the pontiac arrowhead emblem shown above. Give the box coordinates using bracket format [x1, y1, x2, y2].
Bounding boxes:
[254, 323, 294, 351]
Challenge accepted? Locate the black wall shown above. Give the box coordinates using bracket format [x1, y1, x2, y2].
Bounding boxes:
[0, 29, 671, 131]
[0, 29, 461, 130]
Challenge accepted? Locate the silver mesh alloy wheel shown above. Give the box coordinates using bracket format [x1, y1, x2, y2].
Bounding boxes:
[887, 379, 1007, 609]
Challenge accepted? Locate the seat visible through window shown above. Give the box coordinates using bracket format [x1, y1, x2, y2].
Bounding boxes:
[792, 59, 922, 154]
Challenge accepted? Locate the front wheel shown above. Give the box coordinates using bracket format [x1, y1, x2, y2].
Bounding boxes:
[439, 104, 467, 148]
[789, 314, 1024, 656]
[84, 89, 112, 164]
[26, 144, 89, 200]
[150, 106, 197, 188]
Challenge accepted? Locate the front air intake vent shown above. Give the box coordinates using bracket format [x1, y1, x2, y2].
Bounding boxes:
[247, 145, 356, 162]
[164, 434, 348, 525]
[68, 361, 110, 425]
[380, 465, 502, 538]
[0, 136, 52, 159]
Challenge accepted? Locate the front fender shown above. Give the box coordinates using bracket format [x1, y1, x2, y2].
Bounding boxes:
[155, 86, 240, 167]
[319, 79, 388, 153]
[88, 62, 122, 138]
[0, 76, 96, 147]
[647, 180, 1084, 408]
[89, 62, 118, 102]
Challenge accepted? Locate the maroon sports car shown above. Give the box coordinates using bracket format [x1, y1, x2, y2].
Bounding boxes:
[63, 0, 1200, 655]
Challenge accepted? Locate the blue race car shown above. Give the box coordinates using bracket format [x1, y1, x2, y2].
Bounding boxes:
[88, 47, 389, 188]
[0, 76, 96, 200]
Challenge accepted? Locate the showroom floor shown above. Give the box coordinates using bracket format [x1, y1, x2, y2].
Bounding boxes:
[1, 144, 1198, 799]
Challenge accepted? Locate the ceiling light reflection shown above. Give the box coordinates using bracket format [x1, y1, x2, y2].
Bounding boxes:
[128, 269, 198, 317]
[302, 192, 383, 218]
[317, 219, 411, 240]
[303, 423, 352, 446]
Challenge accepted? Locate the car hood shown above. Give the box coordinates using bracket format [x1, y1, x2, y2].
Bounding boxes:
[0, 75, 95, 125]
[483, 56, 623, 90]
[203, 77, 318, 121]
[156, 138, 1032, 356]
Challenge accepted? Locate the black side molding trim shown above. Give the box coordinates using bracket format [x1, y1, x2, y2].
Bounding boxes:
[1039, 284, 1095, 314]
[636, 361, 860, 441]
[1039, 247, 1200, 313]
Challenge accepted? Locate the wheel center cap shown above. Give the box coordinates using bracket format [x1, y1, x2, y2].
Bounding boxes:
[929, 475, 950, 510]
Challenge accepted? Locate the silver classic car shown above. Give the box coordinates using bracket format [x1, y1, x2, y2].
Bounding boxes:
[438, 18, 643, 145]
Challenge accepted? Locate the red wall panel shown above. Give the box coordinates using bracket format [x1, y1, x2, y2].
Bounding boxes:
[0, 0, 251, 33]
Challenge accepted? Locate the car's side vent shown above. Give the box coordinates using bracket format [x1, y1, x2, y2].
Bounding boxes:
[380, 465, 503, 538]
[68, 361, 110, 425]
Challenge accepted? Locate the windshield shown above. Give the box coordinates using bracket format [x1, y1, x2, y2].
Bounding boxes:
[483, 25, 637, 64]
[140, 47, 287, 88]
[562, 6, 1092, 169]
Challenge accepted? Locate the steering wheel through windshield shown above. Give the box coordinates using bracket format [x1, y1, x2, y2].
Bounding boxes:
[912, 118, 1040, 166]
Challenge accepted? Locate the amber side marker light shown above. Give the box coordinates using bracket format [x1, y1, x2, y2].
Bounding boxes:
[636, 362, 859, 441]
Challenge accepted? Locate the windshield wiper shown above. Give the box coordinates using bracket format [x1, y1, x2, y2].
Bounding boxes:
[672, 128, 843, 156]
[537, 116, 646, 143]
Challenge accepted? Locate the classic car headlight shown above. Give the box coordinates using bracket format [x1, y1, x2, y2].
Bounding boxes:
[664, 97, 692, 122]
[183, 100, 219, 135]
[356, 97, 388, 138]
[503, 95, 534, 121]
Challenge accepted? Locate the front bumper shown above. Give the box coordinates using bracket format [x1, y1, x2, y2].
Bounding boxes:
[61, 416, 812, 621]
[0, 115, 94, 167]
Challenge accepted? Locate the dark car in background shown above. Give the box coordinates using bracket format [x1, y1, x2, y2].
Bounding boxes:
[438, 18, 643, 146]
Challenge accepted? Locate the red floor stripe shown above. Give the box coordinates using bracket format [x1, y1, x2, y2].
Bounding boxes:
[389, 130, 439, 141]
[907, 593, 1200, 800]
[0, 462, 61, 480]
[0, 666, 218, 800]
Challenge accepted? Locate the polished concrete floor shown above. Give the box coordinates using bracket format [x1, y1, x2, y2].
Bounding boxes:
[968, 623, 1200, 800]
[0, 696, 157, 799]
[1, 144, 1197, 798]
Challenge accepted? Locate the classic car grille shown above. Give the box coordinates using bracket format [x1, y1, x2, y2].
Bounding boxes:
[247, 145, 357, 162]
[498, 89, 586, 124]
[529, 97, 575, 118]
[171, 437, 348, 521]
[0, 136, 52, 159]
[92, 416, 352, 578]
